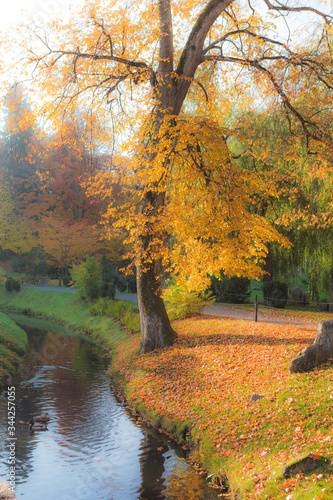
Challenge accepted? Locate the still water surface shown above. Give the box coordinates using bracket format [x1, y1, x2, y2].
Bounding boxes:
[0, 316, 220, 499]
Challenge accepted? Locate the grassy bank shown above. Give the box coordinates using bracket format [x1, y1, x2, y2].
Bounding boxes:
[0, 287, 129, 349]
[1, 288, 333, 499]
[0, 311, 28, 387]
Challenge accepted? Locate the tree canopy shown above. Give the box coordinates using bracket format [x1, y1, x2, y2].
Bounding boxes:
[6, 0, 333, 351]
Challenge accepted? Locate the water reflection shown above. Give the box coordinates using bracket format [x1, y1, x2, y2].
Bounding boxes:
[0, 316, 219, 499]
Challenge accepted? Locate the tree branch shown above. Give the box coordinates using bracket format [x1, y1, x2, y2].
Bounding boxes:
[173, 0, 234, 113]
[204, 52, 333, 149]
[262, 0, 333, 25]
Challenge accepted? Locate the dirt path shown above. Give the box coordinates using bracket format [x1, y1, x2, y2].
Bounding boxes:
[203, 304, 318, 329]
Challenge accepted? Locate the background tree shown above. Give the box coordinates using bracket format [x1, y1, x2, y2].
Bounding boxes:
[30, 111, 119, 281]
[234, 104, 333, 301]
[0, 167, 34, 254]
[34, 112, 104, 220]
[39, 217, 101, 284]
[0, 83, 39, 256]
[1, 83, 40, 203]
[20, 0, 333, 351]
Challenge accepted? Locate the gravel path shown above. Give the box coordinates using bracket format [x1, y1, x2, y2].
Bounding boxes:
[203, 304, 318, 328]
[22, 285, 318, 327]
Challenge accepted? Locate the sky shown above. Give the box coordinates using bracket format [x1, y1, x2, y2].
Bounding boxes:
[0, 0, 82, 27]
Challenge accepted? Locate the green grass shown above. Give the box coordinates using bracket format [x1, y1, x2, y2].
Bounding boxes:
[0, 311, 28, 386]
[89, 296, 141, 334]
[0, 286, 131, 355]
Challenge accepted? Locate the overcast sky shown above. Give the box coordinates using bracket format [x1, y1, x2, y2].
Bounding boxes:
[0, 0, 83, 27]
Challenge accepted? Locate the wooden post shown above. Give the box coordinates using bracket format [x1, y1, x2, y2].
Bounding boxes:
[255, 295, 258, 322]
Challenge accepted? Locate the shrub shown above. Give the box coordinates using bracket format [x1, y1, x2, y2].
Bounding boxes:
[12, 279, 21, 292]
[71, 256, 102, 301]
[98, 282, 116, 300]
[210, 273, 251, 304]
[89, 297, 110, 316]
[114, 274, 127, 292]
[262, 281, 289, 309]
[62, 275, 72, 288]
[164, 285, 215, 321]
[106, 299, 129, 318]
[126, 276, 137, 293]
[0, 267, 6, 285]
[5, 278, 21, 292]
[122, 309, 141, 333]
[5, 279, 13, 292]
[89, 297, 140, 333]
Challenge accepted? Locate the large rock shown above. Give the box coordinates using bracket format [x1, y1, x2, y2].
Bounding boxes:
[289, 344, 327, 373]
[289, 320, 333, 373]
[283, 454, 318, 478]
[315, 320, 333, 351]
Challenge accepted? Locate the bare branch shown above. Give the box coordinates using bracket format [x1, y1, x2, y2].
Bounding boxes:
[204, 51, 333, 149]
[50, 49, 150, 70]
[247, 0, 256, 16]
[203, 28, 292, 56]
[196, 82, 209, 102]
[262, 0, 333, 25]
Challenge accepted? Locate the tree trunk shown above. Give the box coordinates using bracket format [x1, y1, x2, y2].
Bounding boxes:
[137, 262, 177, 353]
[137, 185, 177, 352]
[263, 242, 273, 282]
[137, 0, 234, 352]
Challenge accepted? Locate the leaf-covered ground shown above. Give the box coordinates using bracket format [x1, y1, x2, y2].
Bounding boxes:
[112, 316, 333, 499]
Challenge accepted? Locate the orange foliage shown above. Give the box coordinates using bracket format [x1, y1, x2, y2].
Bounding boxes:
[113, 316, 333, 494]
[39, 217, 101, 268]
[14, 0, 333, 289]
[7, 0, 333, 349]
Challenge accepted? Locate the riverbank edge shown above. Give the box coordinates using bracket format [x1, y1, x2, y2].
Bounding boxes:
[0, 288, 230, 497]
[0, 311, 28, 389]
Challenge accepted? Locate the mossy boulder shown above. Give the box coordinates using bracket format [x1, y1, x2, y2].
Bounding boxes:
[283, 454, 318, 478]
[289, 320, 333, 373]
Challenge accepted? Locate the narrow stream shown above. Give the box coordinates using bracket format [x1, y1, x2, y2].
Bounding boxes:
[0, 316, 221, 499]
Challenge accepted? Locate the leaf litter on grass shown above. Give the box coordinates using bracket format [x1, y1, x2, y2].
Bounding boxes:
[121, 316, 333, 498]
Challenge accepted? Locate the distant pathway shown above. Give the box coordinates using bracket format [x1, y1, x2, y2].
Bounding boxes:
[203, 304, 318, 328]
[22, 285, 318, 327]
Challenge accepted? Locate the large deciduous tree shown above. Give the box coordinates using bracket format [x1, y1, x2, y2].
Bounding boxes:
[20, 0, 333, 351]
